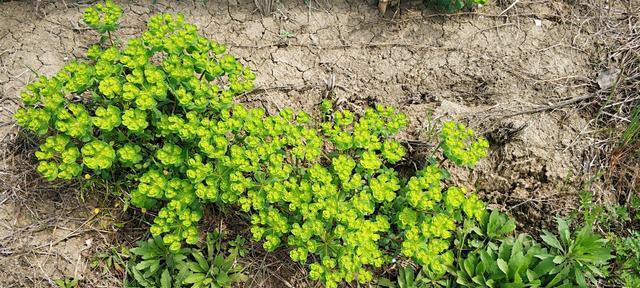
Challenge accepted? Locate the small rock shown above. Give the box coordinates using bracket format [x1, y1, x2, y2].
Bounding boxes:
[534, 19, 542, 27]
[596, 68, 621, 90]
[309, 34, 319, 47]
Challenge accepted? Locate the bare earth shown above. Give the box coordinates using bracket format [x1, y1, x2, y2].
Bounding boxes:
[0, 0, 609, 287]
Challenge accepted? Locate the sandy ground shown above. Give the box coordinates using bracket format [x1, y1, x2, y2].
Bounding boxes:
[0, 0, 615, 286]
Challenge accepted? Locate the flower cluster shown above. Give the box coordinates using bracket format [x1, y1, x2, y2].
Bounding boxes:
[15, 2, 491, 287]
[34, 135, 82, 181]
[81, 140, 116, 170]
[441, 121, 489, 167]
[397, 168, 484, 276]
[82, 0, 123, 33]
[16, 5, 253, 247]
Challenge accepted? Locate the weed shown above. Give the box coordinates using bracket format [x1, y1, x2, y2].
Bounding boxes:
[15, 1, 493, 287]
[54, 278, 79, 288]
[427, 0, 487, 12]
[539, 219, 613, 287]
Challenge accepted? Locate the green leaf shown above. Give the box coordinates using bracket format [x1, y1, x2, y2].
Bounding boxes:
[552, 255, 565, 264]
[585, 263, 606, 278]
[546, 265, 570, 287]
[456, 275, 470, 286]
[213, 254, 224, 268]
[131, 267, 154, 288]
[217, 273, 230, 285]
[556, 218, 571, 246]
[183, 273, 206, 284]
[161, 268, 172, 288]
[497, 258, 509, 275]
[526, 269, 537, 282]
[403, 267, 415, 287]
[485, 278, 495, 288]
[511, 236, 524, 259]
[221, 255, 235, 271]
[533, 257, 555, 276]
[471, 275, 484, 285]
[131, 245, 158, 259]
[541, 232, 563, 252]
[136, 259, 160, 271]
[377, 277, 397, 287]
[463, 255, 476, 277]
[188, 261, 205, 273]
[508, 251, 526, 281]
[476, 261, 486, 276]
[575, 268, 588, 287]
[229, 273, 249, 283]
[498, 218, 517, 236]
[487, 210, 500, 236]
[192, 251, 209, 271]
[175, 263, 192, 285]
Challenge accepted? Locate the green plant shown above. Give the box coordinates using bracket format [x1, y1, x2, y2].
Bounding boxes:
[450, 210, 615, 288]
[15, 2, 491, 287]
[622, 104, 640, 146]
[228, 235, 249, 258]
[183, 232, 247, 287]
[454, 234, 555, 287]
[539, 219, 614, 287]
[54, 278, 79, 288]
[427, 0, 487, 12]
[128, 231, 246, 288]
[378, 266, 452, 288]
[128, 236, 192, 287]
[278, 30, 295, 40]
[92, 245, 131, 276]
[396, 267, 429, 288]
[16, 0, 255, 251]
[575, 191, 631, 231]
[574, 189, 640, 287]
[610, 195, 640, 286]
[82, 0, 122, 34]
[460, 209, 516, 252]
[452, 211, 552, 288]
[614, 232, 640, 287]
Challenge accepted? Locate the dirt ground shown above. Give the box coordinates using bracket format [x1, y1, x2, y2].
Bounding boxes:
[0, 0, 628, 287]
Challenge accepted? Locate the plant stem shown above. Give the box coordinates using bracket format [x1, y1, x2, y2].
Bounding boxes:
[427, 141, 443, 166]
[108, 31, 114, 46]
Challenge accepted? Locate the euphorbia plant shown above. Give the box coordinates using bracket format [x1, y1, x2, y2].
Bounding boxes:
[16, 1, 255, 250]
[15, 2, 491, 287]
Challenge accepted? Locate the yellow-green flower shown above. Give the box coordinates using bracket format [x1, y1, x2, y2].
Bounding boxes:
[81, 140, 115, 170]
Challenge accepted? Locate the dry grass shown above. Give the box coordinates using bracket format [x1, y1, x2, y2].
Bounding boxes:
[254, 0, 275, 15]
[580, 1, 640, 205]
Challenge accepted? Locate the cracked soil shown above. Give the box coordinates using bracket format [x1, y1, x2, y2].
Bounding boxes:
[0, 0, 617, 286]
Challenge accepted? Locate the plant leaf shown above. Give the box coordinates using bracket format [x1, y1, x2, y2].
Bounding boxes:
[556, 218, 571, 246]
[192, 251, 209, 271]
[497, 258, 509, 275]
[160, 268, 171, 288]
[135, 259, 159, 271]
[183, 272, 205, 284]
[575, 268, 588, 287]
[541, 232, 563, 252]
